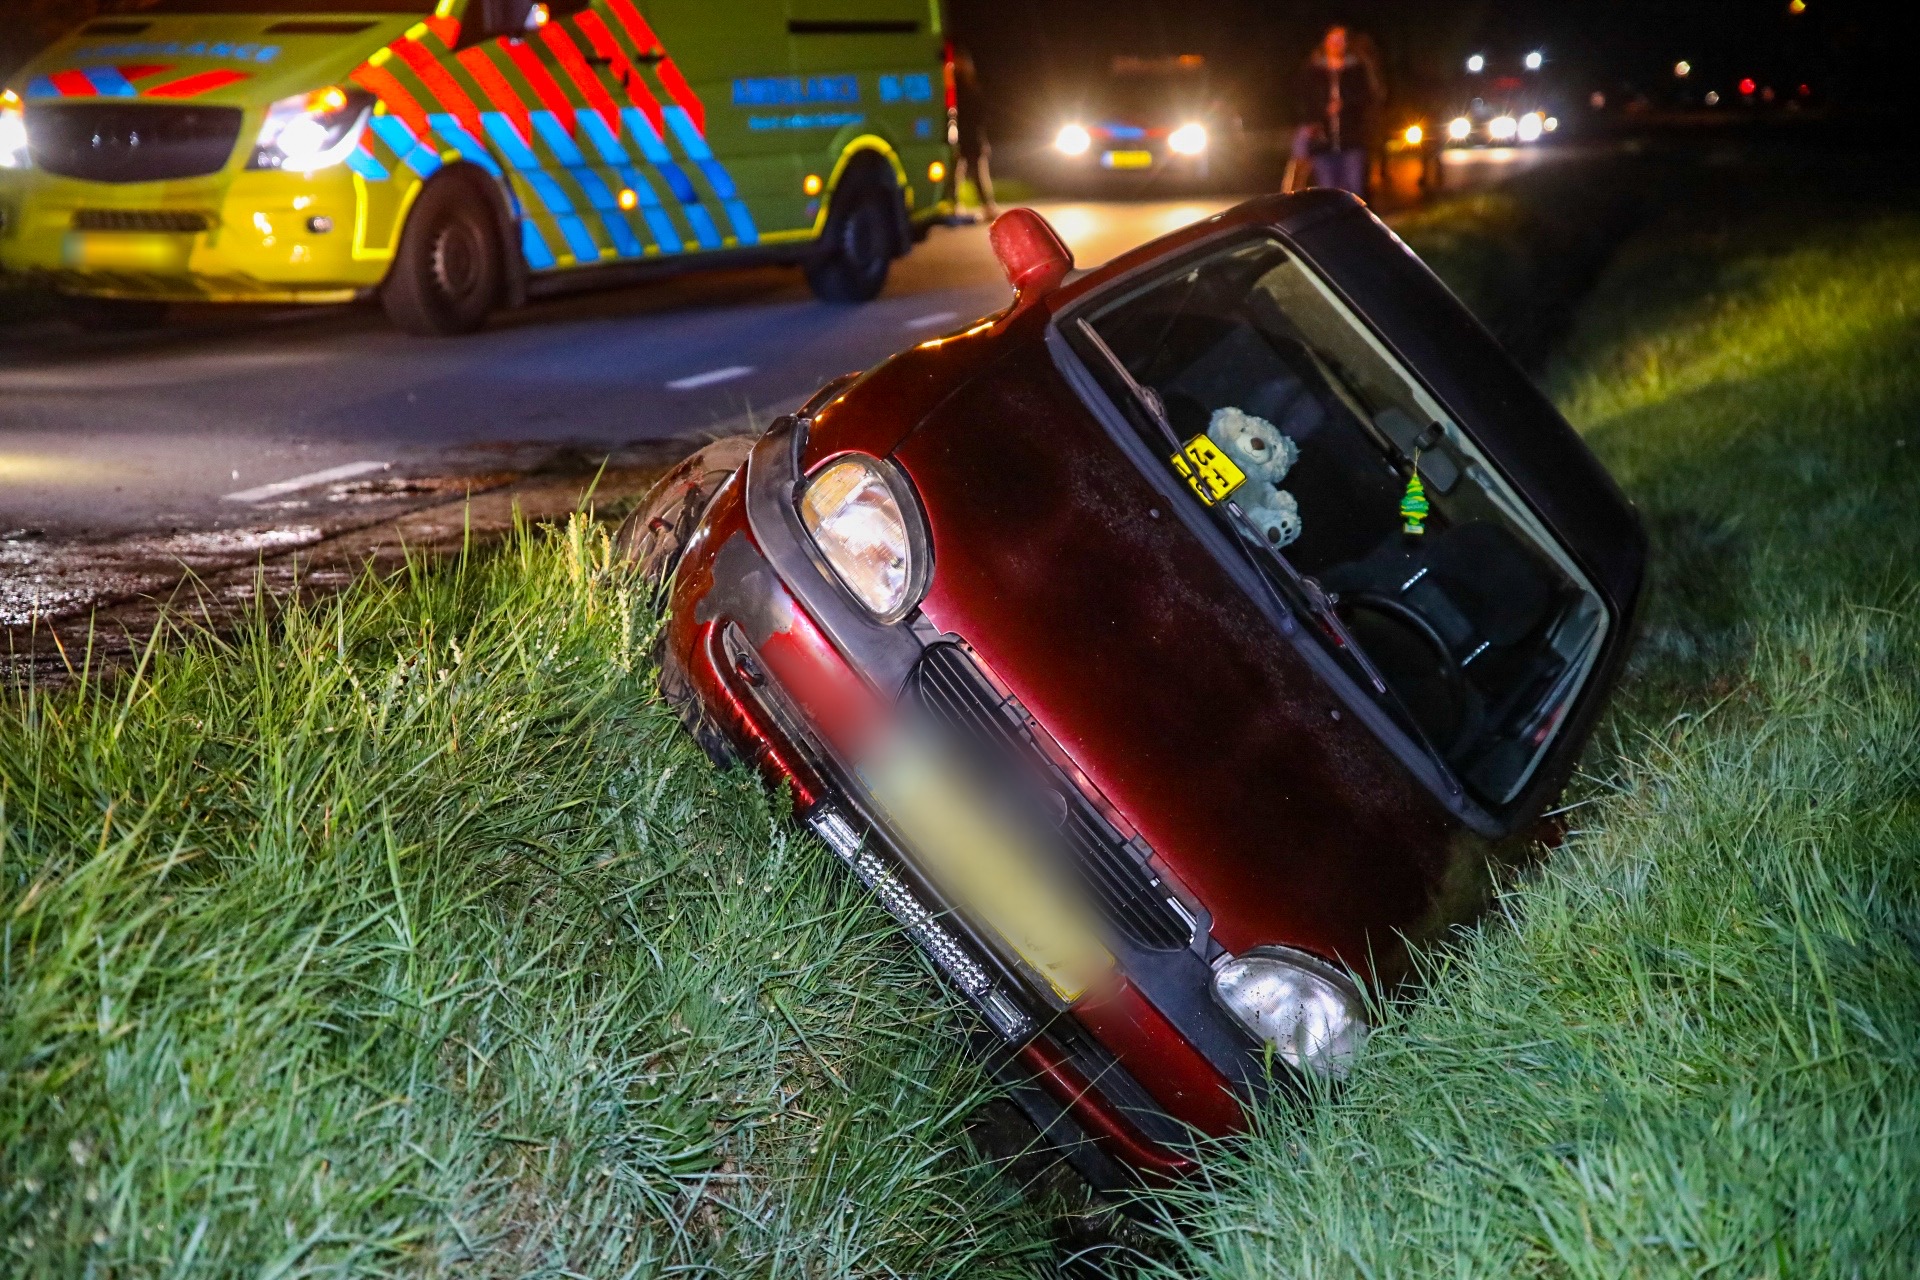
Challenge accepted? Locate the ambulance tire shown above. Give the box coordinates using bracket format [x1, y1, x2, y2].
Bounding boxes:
[382, 172, 503, 337]
[804, 176, 900, 304]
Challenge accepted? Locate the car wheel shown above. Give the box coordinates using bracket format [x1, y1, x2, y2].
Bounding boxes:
[804, 179, 899, 303]
[618, 436, 755, 768]
[381, 174, 502, 337]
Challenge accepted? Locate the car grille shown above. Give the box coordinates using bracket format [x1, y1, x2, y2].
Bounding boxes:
[27, 103, 243, 183]
[71, 209, 213, 233]
[909, 644, 1194, 952]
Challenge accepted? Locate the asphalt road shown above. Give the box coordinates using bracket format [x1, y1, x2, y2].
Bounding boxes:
[0, 197, 1251, 543]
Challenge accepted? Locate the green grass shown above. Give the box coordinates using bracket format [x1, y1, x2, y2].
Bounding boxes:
[7, 166, 1919, 1279]
[1, 528, 1059, 1276]
[1149, 196, 1920, 1275]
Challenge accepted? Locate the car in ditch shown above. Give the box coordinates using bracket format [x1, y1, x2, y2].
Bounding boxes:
[626, 193, 1645, 1185]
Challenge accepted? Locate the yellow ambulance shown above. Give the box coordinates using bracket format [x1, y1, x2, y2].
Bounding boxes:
[0, 0, 953, 333]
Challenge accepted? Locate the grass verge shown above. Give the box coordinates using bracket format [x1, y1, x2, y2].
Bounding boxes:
[1151, 181, 1920, 1274]
[1, 529, 1059, 1276]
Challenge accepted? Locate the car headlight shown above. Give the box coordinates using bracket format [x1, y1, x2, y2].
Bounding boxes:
[0, 90, 27, 170]
[1517, 111, 1544, 142]
[1447, 116, 1472, 142]
[1488, 115, 1519, 142]
[1054, 123, 1091, 156]
[1212, 946, 1368, 1077]
[248, 85, 373, 171]
[799, 455, 929, 622]
[1167, 122, 1207, 156]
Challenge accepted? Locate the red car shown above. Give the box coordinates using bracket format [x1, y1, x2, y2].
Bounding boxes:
[627, 194, 1645, 1185]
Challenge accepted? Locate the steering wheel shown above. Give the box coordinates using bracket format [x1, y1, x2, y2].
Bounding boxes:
[1334, 590, 1480, 755]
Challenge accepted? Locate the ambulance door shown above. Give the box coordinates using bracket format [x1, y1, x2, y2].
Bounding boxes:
[633, 0, 806, 243]
[440, 0, 633, 271]
[786, 0, 942, 193]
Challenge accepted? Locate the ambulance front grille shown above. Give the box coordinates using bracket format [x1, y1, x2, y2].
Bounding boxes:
[28, 103, 243, 183]
[71, 209, 213, 233]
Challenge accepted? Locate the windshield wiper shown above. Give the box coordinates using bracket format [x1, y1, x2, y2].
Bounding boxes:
[1221, 501, 1384, 692]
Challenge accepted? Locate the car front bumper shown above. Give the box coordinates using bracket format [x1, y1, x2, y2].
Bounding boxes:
[663, 414, 1271, 1177]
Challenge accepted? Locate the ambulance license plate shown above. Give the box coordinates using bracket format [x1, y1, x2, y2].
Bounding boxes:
[1102, 149, 1153, 170]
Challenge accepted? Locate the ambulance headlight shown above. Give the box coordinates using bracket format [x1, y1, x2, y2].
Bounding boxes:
[799, 455, 930, 623]
[248, 86, 373, 171]
[1517, 111, 1544, 142]
[1167, 122, 1208, 156]
[1447, 116, 1472, 142]
[1212, 946, 1369, 1077]
[0, 91, 27, 170]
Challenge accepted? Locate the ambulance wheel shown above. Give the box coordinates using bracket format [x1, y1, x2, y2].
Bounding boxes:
[804, 179, 898, 304]
[382, 173, 502, 337]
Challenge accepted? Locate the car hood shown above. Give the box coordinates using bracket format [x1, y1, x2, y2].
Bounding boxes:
[12, 13, 417, 107]
[893, 316, 1473, 977]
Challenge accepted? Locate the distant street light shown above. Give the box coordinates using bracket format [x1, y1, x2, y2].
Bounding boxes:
[1466, 53, 1485, 73]
[1674, 60, 1692, 77]
[1525, 51, 1544, 70]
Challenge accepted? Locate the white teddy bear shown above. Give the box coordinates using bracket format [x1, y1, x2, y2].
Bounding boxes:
[1206, 406, 1303, 549]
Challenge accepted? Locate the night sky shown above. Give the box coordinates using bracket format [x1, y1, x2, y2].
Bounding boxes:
[947, 0, 1888, 133]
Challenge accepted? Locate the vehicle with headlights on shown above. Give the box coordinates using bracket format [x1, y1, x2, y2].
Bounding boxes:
[1042, 54, 1238, 191]
[626, 196, 1644, 1184]
[1443, 50, 1559, 148]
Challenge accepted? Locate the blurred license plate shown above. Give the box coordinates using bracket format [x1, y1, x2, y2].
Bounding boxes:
[1102, 149, 1153, 170]
[861, 738, 1111, 1002]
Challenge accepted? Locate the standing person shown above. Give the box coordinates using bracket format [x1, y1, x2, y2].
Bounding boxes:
[950, 48, 999, 223]
[1297, 24, 1376, 197]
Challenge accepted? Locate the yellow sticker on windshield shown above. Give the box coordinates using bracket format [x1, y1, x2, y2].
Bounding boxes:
[1170, 434, 1246, 506]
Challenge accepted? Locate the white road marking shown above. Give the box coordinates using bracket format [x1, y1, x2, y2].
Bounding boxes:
[224, 460, 388, 504]
[905, 310, 960, 330]
[667, 365, 754, 390]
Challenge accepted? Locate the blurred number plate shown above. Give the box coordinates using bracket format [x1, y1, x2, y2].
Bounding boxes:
[861, 738, 1111, 1002]
[1102, 149, 1153, 170]
[1170, 433, 1246, 506]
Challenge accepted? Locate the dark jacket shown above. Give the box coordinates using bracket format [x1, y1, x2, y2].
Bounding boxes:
[1298, 54, 1376, 152]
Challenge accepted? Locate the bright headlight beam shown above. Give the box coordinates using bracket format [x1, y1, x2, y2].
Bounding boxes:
[1447, 116, 1472, 141]
[1054, 123, 1092, 156]
[1517, 111, 1544, 142]
[1488, 114, 1519, 141]
[0, 106, 27, 169]
[1167, 122, 1207, 156]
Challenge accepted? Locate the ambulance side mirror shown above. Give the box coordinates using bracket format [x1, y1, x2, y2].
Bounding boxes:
[990, 208, 1074, 302]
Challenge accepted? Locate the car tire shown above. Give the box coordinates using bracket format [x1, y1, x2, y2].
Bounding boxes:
[618, 435, 756, 768]
[381, 173, 502, 337]
[804, 177, 899, 304]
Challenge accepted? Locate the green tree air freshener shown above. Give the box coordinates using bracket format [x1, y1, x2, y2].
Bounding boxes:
[1400, 463, 1429, 536]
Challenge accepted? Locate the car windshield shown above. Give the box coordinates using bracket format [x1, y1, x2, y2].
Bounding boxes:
[1075, 233, 1608, 808]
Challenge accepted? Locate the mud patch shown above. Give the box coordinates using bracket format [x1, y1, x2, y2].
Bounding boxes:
[0, 524, 323, 626]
